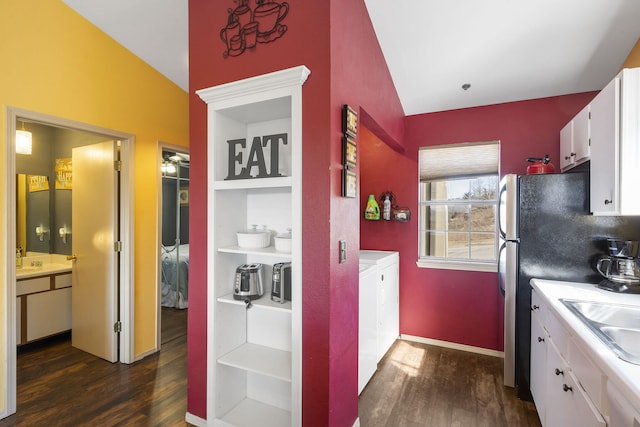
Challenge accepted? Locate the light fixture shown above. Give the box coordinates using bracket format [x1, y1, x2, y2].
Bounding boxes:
[16, 121, 32, 155]
[162, 162, 177, 174]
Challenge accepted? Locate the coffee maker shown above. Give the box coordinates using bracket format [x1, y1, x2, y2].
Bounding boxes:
[596, 238, 640, 293]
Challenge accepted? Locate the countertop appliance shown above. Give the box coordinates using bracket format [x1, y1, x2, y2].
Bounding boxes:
[233, 263, 264, 300]
[596, 238, 640, 293]
[498, 171, 640, 400]
[271, 262, 291, 303]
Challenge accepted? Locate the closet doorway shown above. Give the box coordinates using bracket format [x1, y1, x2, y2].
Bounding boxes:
[158, 144, 189, 346]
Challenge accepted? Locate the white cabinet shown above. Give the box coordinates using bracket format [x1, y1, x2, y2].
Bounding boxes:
[590, 67, 640, 215]
[16, 272, 72, 345]
[358, 265, 377, 394]
[197, 66, 310, 427]
[360, 250, 399, 363]
[560, 104, 590, 172]
[529, 293, 547, 424]
[608, 382, 640, 426]
[529, 288, 606, 427]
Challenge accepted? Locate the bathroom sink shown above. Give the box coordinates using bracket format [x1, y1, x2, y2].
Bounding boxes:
[562, 299, 640, 365]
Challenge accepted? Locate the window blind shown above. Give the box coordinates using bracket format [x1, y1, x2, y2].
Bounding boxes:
[419, 141, 499, 181]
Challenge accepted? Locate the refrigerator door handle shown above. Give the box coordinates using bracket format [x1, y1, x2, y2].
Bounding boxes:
[498, 183, 507, 240]
[498, 242, 506, 297]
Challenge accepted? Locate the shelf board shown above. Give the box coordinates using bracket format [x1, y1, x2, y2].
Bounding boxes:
[218, 398, 291, 427]
[217, 293, 292, 312]
[213, 176, 292, 190]
[218, 245, 292, 259]
[218, 342, 292, 382]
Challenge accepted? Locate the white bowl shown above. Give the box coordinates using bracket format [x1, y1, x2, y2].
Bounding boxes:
[236, 228, 271, 248]
[274, 231, 292, 253]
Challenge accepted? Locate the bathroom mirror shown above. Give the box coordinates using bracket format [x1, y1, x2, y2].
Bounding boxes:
[16, 173, 51, 255]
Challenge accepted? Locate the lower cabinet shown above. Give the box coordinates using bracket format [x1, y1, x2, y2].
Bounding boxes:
[359, 250, 399, 363]
[358, 265, 378, 394]
[530, 287, 606, 427]
[16, 273, 72, 345]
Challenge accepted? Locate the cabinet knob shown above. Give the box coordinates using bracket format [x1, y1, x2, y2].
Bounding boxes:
[537, 336, 545, 343]
[563, 384, 573, 393]
[531, 305, 539, 311]
[555, 368, 564, 376]
[604, 199, 613, 205]
[564, 155, 571, 160]
[570, 152, 576, 157]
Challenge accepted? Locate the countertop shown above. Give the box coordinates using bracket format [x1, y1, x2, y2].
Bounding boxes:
[531, 278, 640, 414]
[16, 263, 72, 280]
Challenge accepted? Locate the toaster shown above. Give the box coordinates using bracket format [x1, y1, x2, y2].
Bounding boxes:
[233, 263, 264, 300]
[271, 262, 292, 303]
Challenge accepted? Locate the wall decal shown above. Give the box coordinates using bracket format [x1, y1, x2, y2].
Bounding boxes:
[220, 0, 289, 58]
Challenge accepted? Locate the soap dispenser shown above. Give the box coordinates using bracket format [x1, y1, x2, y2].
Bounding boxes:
[16, 247, 22, 269]
[364, 194, 380, 220]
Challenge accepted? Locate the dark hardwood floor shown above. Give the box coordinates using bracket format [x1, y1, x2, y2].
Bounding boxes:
[0, 307, 188, 427]
[2, 311, 540, 427]
[359, 339, 541, 427]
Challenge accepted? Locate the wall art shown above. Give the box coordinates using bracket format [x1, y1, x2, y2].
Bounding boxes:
[342, 104, 358, 138]
[220, 0, 289, 58]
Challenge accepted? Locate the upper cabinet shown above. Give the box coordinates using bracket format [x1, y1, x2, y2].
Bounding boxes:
[197, 65, 310, 427]
[559, 104, 590, 172]
[560, 67, 640, 215]
[590, 68, 640, 215]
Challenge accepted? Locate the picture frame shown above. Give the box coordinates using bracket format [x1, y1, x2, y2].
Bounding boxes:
[343, 137, 357, 169]
[342, 104, 358, 138]
[342, 169, 357, 198]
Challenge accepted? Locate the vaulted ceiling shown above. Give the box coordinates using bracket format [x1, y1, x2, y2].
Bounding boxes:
[62, 0, 640, 116]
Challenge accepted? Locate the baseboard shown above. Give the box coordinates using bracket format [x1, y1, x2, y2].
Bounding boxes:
[185, 412, 206, 426]
[400, 334, 505, 358]
[352, 417, 361, 427]
[133, 347, 158, 362]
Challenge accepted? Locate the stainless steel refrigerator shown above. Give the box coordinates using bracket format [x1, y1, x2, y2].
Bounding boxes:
[498, 171, 640, 400]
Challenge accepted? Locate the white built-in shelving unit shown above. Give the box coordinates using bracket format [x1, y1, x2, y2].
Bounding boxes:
[197, 65, 310, 427]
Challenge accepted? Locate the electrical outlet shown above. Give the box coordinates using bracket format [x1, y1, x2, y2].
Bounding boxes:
[339, 240, 347, 263]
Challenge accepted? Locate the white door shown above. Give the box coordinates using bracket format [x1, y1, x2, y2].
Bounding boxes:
[71, 141, 118, 362]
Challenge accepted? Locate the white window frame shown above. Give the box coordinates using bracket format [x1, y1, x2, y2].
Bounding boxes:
[417, 142, 499, 273]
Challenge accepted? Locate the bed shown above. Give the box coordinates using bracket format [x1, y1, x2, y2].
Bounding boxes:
[161, 244, 189, 309]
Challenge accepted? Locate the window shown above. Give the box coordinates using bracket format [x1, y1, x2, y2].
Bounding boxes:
[418, 142, 499, 272]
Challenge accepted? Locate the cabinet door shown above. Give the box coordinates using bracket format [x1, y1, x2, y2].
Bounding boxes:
[530, 314, 547, 424]
[545, 341, 568, 427]
[573, 105, 590, 164]
[559, 120, 574, 171]
[377, 262, 399, 362]
[590, 77, 620, 214]
[565, 371, 606, 427]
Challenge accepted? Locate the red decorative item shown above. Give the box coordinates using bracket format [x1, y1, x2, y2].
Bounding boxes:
[526, 154, 555, 174]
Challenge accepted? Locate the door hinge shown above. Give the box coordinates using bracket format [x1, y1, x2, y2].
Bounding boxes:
[114, 321, 122, 333]
[114, 160, 122, 171]
[114, 241, 122, 252]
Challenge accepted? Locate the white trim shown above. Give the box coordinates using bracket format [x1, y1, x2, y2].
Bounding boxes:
[3, 107, 136, 418]
[185, 412, 207, 427]
[416, 259, 497, 273]
[134, 347, 158, 362]
[155, 141, 190, 354]
[400, 334, 505, 358]
[352, 417, 361, 427]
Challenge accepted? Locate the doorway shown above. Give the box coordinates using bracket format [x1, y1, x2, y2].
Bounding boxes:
[157, 144, 189, 347]
[4, 107, 135, 416]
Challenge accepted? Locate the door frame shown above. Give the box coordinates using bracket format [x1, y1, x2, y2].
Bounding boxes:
[3, 107, 135, 416]
[156, 141, 189, 348]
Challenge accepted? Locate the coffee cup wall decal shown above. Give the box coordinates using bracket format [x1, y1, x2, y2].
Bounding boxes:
[221, 0, 289, 58]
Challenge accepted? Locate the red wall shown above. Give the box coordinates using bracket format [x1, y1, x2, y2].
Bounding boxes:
[360, 92, 597, 353]
[187, 1, 404, 425]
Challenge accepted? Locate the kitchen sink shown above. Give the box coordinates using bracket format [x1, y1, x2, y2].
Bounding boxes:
[561, 299, 640, 365]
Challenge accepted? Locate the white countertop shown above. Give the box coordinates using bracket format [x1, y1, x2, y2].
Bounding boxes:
[531, 278, 640, 414]
[16, 263, 72, 280]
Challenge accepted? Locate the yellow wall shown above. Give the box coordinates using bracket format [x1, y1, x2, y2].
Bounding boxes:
[0, 0, 188, 411]
[621, 38, 640, 68]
